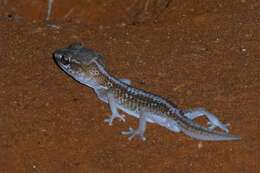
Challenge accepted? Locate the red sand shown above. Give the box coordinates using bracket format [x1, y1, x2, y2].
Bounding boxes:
[0, 0, 259, 172]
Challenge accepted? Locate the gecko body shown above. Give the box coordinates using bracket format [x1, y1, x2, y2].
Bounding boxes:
[53, 43, 240, 141]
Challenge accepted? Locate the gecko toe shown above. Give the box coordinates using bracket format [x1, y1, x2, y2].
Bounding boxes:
[104, 114, 126, 126]
[121, 127, 134, 135]
[104, 117, 113, 126]
[207, 122, 230, 133]
[118, 114, 126, 122]
[121, 127, 146, 141]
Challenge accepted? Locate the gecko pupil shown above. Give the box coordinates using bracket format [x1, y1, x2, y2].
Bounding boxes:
[61, 55, 70, 65]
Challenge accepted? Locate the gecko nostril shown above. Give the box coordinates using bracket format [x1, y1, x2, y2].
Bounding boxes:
[54, 53, 63, 62]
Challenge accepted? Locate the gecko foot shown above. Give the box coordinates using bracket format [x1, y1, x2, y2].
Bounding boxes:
[121, 127, 146, 141]
[207, 122, 230, 133]
[104, 114, 126, 126]
[183, 108, 231, 133]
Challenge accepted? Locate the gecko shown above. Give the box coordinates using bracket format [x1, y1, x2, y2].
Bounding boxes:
[53, 43, 240, 141]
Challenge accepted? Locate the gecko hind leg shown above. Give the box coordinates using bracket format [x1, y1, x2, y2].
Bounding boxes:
[184, 107, 230, 133]
[121, 111, 147, 141]
[104, 92, 126, 126]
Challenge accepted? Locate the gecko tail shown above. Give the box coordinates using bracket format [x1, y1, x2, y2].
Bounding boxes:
[181, 126, 241, 141]
[178, 117, 241, 141]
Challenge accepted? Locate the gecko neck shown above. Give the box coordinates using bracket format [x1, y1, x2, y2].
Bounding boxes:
[90, 60, 129, 89]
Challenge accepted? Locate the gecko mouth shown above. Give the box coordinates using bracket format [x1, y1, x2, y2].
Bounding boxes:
[57, 62, 92, 83]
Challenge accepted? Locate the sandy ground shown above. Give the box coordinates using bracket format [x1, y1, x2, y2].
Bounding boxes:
[0, 0, 259, 173]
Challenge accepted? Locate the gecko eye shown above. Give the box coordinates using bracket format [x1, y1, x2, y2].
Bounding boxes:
[60, 55, 70, 65]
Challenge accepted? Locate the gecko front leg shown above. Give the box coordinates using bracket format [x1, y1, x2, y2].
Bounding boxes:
[94, 78, 131, 103]
[104, 92, 126, 126]
[121, 111, 148, 141]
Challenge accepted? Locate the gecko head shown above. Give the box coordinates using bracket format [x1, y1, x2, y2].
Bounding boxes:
[53, 43, 105, 80]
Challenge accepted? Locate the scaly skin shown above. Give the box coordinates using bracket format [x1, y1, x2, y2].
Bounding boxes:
[53, 43, 240, 141]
